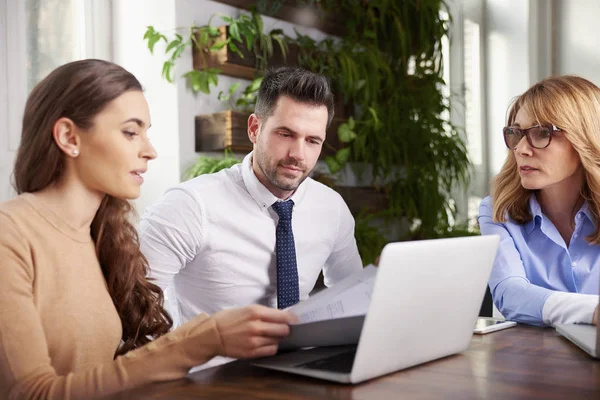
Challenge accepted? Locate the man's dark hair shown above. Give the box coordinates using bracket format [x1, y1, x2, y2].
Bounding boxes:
[254, 67, 335, 126]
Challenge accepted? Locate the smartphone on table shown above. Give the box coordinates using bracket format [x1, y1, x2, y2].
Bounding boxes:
[473, 317, 517, 334]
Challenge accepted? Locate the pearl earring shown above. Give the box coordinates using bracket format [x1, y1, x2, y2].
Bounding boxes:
[72, 149, 79, 156]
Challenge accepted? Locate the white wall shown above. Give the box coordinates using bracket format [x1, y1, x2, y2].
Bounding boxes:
[554, 0, 600, 84]
[112, 0, 181, 216]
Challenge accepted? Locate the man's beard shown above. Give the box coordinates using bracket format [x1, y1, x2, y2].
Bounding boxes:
[255, 147, 310, 192]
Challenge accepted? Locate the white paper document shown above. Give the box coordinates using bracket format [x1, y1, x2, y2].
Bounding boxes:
[278, 265, 378, 350]
[288, 264, 378, 324]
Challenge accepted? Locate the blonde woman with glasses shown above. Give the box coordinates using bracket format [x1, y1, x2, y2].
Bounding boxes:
[478, 75, 600, 327]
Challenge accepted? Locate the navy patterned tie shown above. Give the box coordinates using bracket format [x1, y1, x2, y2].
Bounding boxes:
[272, 200, 300, 309]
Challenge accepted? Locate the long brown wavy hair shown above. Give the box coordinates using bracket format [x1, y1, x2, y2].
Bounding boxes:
[491, 75, 600, 244]
[13, 59, 172, 355]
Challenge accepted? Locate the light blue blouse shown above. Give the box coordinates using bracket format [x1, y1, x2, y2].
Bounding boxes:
[478, 195, 600, 326]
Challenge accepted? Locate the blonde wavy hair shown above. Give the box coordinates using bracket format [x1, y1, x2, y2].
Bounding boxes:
[491, 75, 600, 244]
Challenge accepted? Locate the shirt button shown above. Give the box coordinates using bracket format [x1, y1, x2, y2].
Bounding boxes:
[573, 234, 578, 238]
[572, 262, 577, 267]
[577, 213, 583, 219]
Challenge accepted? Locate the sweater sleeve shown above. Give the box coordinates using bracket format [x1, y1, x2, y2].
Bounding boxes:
[0, 212, 224, 400]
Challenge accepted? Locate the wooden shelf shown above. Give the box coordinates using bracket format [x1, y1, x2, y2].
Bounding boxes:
[195, 110, 252, 153]
[195, 110, 349, 159]
[213, 0, 344, 37]
[193, 25, 299, 81]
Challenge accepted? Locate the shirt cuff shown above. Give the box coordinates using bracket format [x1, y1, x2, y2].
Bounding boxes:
[542, 291, 599, 326]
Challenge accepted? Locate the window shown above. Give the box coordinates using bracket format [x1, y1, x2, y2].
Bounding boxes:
[0, 0, 111, 202]
[26, 0, 83, 91]
[445, 0, 486, 230]
[463, 18, 483, 168]
[463, 15, 485, 231]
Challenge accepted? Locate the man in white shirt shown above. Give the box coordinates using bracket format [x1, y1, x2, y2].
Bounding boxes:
[139, 67, 363, 327]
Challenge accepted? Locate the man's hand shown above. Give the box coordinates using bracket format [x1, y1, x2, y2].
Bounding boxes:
[212, 305, 298, 358]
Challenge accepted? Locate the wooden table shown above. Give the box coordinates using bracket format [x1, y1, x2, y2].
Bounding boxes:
[107, 326, 600, 399]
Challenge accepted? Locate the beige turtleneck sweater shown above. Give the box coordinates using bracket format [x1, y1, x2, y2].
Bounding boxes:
[0, 194, 224, 399]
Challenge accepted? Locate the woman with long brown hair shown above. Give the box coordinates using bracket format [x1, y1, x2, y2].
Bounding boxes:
[478, 75, 600, 327]
[0, 59, 296, 399]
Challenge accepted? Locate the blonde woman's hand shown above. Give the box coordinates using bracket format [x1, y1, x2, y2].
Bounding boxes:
[593, 304, 599, 326]
[212, 304, 298, 358]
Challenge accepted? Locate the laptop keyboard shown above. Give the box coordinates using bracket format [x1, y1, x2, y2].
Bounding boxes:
[296, 349, 357, 373]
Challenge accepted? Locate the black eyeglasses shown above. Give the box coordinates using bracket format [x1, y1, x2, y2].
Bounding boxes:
[502, 124, 561, 150]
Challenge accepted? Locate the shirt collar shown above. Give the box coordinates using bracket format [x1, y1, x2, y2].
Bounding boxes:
[525, 193, 595, 234]
[241, 152, 309, 212]
[525, 194, 542, 235]
[578, 200, 595, 225]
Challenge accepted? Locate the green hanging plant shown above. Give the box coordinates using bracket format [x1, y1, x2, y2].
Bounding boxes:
[184, 150, 242, 181]
[144, 0, 473, 256]
[143, 11, 287, 101]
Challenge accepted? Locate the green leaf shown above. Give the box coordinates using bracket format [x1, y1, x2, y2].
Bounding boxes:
[143, 26, 154, 40]
[186, 71, 210, 94]
[161, 61, 174, 82]
[165, 39, 181, 54]
[338, 123, 357, 143]
[246, 77, 263, 93]
[368, 107, 382, 129]
[273, 34, 288, 60]
[229, 23, 242, 42]
[198, 30, 209, 47]
[172, 43, 186, 60]
[218, 90, 230, 101]
[191, 74, 203, 92]
[229, 82, 241, 96]
[220, 15, 233, 24]
[228, 40, 243, 58]
[208, 72, 218, 86]
[335, 148, 351, 164]
[325, 156, 342, 174]
[210, 40, 227, 51]
[252, 12, 263, 35]
[364, 30, 376, 39]
[347, 116, 355, 130]
[208, 26, 219, 36]
[147, 33, 165, 54]
[238, 23, 255, 50]
[198, 78, 210, 94]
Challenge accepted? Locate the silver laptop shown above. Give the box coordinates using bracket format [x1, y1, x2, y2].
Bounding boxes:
[253, 235, 500, 384]
[556, 303, 600, 358]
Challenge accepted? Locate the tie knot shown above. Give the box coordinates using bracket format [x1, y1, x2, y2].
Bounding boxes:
[272, 200, 294, 221]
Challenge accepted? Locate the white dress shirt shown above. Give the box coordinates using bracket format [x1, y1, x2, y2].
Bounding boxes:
[139, 152, 362, 327]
